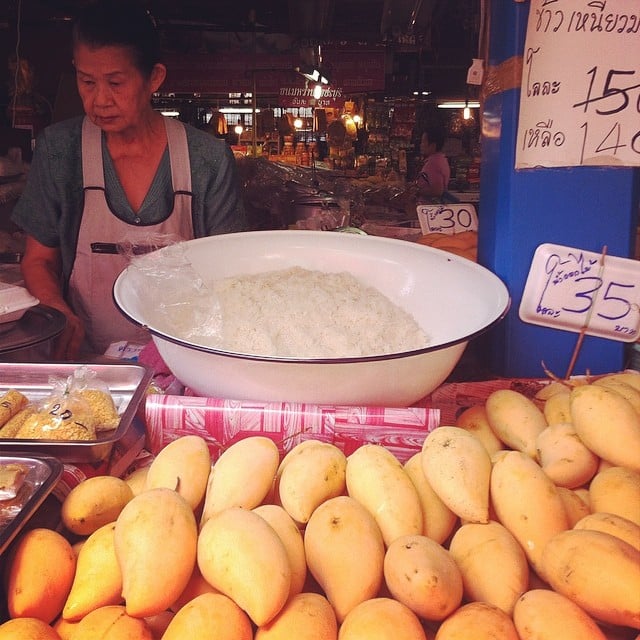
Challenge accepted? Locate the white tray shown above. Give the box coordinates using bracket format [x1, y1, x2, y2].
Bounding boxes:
[0, 282, 39, 324]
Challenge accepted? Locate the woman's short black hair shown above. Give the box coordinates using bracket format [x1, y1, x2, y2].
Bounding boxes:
[72, 0, 160, 76]
[422, 124, 446, 152]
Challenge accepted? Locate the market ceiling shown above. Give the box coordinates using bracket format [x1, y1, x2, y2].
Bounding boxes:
[3, 0, 479, 41]
[3, 0, 481, 98]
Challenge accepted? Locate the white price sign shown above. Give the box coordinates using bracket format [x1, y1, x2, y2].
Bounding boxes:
[519, 243, 640, 342]
[515, 0, 640, 169]
[416, 204, 478, 235]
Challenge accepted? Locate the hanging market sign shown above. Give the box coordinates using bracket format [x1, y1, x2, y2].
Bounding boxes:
[515, 0, 640, 169]
[162, 48, 385, 97]
[278, 86, 346, 109]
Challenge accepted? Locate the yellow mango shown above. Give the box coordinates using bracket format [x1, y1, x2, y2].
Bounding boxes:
[454, 404, 504, 456]
[434, 601, 520, 640]
[197, 506, 291, 626]
[62, 522, 122, 621]
[535, 422, 599, 488]
[144, 434, 211, 510]
[346, 443, 422, 546]
[115, 487, 198, 617]
[540, 528, 640, 628]
[6, 528, 76, 624]
[557, 486, 592, 527]
[122, 465, 150, 497]
[67, 604, 153, 639]
[542, 389, 572, 425]
[594, 376, 640, 416]
[570, 384, 640, 472]
[384, 534, 463, 622]
[448, 520, 529, 615]
[61, 475, 133, 536]
[574, 511, 640, 552]
[338, 597, 427, 640]
[513, 589, 607, 640]
[304, 495, 384, 623]
[161, 593, 253, 640]
[589, 466, 640, 526]
[277, 441, 346, 525]
[200, 435, 280, 526]
[0, 618, 62, 640]
[253, 503, 307, 599]
[421, 426, 492, 524]
[485, 388, 548, 458]
[490, 450, 569, 573]
[403, 452, 458, 544]
[254, 592, 338, 640]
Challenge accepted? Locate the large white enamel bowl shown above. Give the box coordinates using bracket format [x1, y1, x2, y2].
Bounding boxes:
[113, 230, 510, 406]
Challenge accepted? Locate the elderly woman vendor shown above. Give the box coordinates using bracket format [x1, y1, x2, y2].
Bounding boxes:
[11, 0, 247, 359]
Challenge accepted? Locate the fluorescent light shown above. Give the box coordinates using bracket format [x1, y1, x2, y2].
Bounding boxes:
[438, 101, 480, 109]
[160, 110, 180, 117]
[219, 107, 261, 114]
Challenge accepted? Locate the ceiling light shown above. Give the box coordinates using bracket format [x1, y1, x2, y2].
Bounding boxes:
[438, 101, 480, 109]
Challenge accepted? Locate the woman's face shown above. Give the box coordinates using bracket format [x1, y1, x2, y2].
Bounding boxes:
[73, 42, 166, 133]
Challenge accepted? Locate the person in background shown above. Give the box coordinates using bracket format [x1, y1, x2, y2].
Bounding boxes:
[415, 124, 451, 201]
[11, 0, 247, 360]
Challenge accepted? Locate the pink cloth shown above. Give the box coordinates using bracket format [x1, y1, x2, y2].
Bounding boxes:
[145, 394, 441, 463]
[417, 151, 451, 197]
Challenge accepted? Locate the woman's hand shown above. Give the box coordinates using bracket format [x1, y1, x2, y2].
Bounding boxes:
[51, 305, 85, 360]
[20, 236, 85, 360]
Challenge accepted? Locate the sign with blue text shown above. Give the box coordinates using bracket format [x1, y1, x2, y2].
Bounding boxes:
[515, 0, 640, 169]
[519, 243, 640, 342]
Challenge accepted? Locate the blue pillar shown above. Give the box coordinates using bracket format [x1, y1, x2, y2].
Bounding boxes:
[478, 0, 640, 378]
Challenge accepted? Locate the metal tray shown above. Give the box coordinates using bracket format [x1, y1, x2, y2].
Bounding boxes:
[0, 453, 63, 555]
[0, 362, 152, 463]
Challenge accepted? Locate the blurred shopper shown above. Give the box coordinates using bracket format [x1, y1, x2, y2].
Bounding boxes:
[415, 124, 451, 201]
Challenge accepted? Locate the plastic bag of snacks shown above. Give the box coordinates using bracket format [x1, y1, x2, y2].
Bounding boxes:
[9, 366, 120, 441]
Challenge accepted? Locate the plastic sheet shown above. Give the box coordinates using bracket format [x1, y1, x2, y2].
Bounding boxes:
[145, 394, 441, 463]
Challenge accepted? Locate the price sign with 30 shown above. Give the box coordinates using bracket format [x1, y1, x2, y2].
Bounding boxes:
[416, 204, 478, 235]
[519, 243, 640, 342]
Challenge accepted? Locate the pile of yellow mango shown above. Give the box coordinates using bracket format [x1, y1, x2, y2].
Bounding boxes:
[1, 371, 638, 640]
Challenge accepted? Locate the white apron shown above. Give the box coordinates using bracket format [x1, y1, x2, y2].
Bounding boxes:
[69, 116, 194, 354]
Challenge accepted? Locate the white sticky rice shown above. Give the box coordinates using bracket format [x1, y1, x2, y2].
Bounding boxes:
[196, 266, 429, 358]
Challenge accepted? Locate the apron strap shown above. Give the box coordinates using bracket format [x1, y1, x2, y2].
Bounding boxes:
[81, 116, 105, 188]
[164, 117, 192, 195]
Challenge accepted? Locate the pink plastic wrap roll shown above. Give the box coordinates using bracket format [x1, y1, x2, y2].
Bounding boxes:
[144, 394, 441, 463]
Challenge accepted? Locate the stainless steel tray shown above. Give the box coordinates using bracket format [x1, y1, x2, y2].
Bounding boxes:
[0, 453, 63, 555]
[0, 362, 152, 463]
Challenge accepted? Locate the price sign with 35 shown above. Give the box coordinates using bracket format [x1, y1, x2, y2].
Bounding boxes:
[519, 243, 640, 342]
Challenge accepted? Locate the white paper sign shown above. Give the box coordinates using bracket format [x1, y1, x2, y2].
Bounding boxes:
[515, 0, 640, 169]
[416, 204, 478, 235]
[519, 243, 640, 342]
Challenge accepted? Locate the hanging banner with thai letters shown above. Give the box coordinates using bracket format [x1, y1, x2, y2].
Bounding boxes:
[515, 0, 640, 169]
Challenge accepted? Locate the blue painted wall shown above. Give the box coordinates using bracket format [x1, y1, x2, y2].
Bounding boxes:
[478, 0, 640, 378]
